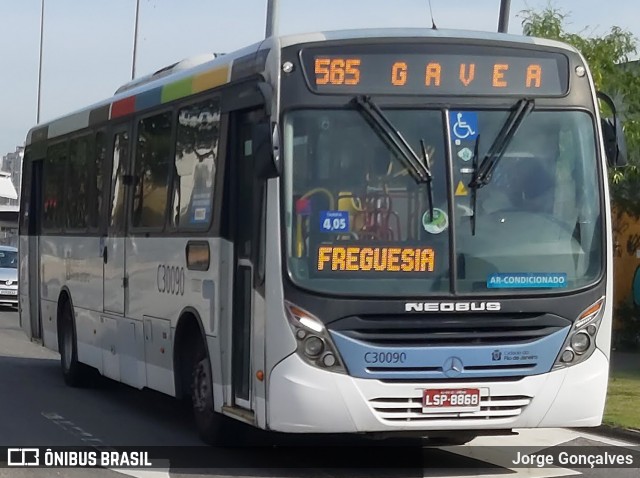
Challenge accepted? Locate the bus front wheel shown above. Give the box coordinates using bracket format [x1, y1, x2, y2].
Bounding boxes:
[191, 339, 236, 445]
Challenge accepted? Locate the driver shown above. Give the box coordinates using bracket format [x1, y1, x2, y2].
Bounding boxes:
[513, 123, 558, 214]
[483, 122, 558, 214]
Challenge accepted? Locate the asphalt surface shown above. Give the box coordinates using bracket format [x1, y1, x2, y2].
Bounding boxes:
[0, 307, 638, 478]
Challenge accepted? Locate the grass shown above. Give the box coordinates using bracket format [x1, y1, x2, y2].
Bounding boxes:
[604, 368, 640, 430]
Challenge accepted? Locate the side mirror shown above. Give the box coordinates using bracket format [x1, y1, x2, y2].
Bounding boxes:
[597, 91, 628, 167]
[252, 121, 280, 178]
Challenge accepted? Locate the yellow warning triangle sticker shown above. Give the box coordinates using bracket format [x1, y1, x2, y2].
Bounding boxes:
[455, 181, 468, 196]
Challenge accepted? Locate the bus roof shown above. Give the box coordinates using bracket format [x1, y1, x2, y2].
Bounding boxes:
[276, 28, 578, 51]
[25, 28, 580, 146]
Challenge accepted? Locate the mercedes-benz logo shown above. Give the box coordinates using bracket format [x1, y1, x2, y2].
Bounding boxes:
[442, 356, 464, 378]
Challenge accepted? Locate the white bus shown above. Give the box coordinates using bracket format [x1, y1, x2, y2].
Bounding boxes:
[19, 28, 626, 445]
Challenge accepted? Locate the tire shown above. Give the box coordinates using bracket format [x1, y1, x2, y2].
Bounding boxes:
[59, 300, 89, 387]
[191, 338, 236, 446]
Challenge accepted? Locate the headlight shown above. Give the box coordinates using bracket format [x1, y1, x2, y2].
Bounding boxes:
[303, 336, 324, 357]
[284, 301, 346, 373]
[553, 297, 604, 369]
[561, 349, 575, 363]
[570, 332, 590, 353]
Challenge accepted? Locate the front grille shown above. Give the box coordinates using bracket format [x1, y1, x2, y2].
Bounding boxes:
[379, 376, 525, 384]
[367, 363, 536, 374]
[329, 313, 570, 347]
[369, 392, 532, 422]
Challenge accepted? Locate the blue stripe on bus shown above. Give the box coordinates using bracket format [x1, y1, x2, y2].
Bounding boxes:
[330, 327, 569, 380]
[135, 87, 163, 111]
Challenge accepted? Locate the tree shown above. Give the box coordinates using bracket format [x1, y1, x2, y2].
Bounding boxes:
[519, 5, 640, 217]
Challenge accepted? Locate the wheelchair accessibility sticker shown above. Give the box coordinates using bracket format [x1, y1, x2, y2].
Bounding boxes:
[450, 111, 478, 142]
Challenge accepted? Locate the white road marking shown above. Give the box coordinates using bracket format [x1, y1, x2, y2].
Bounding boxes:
[574, 429, 637, 448]
[428, 427, 636, 478]
[42, 411, 105, 445]
[41, 411, 170, 478]
[110, 468, 171, 478]
[438, 445, 580, 478]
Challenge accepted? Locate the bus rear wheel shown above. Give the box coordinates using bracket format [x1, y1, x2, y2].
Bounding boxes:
[59, 300, 89, 387]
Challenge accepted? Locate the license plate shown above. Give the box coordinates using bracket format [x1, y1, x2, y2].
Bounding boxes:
[0, 290, 17, 295]
[422, 388, 481, 413]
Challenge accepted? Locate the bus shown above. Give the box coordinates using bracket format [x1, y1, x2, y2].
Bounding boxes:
[19, 28, 626, 445]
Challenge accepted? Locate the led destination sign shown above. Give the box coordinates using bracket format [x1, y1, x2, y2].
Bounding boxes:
[316, 245, 435, 275]
[302, 46, 569, 96]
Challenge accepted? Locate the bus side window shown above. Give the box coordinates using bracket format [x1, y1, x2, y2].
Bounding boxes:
[132, 112, 173, 230]
[171, 99, 220, 230]
[42, 142, 67, 231]
[66, 135, 92, 230]
[93, 131, 106, 230]
[110, 132, 129, 232]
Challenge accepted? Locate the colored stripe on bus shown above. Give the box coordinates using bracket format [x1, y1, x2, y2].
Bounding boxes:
[48, 110, 91, 138]
[89, 104, 110, 125]
[111, 96, 136, 118]
[104, 64, 232, 121]
[136, 87, 162, 111]
[161, 78, 193, 103]
[193, 66, 229, 93]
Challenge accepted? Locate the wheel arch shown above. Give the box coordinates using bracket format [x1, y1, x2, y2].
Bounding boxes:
[173, 306, 209, 399]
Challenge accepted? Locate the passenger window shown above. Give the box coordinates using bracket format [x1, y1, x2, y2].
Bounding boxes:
[66, 135, 91, 229]
[109, 131, 129, 232]
[93, 131, 106, 230]
[42, 142, 67, 230]
[132, 112, 173, 229]
[171, 99, 220, 230]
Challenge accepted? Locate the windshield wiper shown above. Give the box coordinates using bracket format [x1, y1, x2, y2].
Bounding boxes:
[469, 134, 480, 236]
[353, 95, 434, 217]
[469, 98, 534, 190]
[419, 139, 434, 218]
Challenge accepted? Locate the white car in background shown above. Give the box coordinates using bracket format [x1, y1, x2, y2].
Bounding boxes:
[0, 245, 18, 308]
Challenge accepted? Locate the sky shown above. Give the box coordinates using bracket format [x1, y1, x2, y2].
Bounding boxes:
[0, 0, 639, 156]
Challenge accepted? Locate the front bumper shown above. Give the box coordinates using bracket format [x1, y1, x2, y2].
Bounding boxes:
[0, 287, 18, 305]
[267, 348, 608, 433]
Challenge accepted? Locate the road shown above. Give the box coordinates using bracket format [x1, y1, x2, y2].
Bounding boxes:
[0, 307, 638, 478]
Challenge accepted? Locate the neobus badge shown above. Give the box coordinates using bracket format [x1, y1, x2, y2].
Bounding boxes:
[405, 301, 502, 312]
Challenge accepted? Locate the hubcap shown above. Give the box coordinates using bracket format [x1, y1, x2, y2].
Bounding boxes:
[192, 359, 211, 413]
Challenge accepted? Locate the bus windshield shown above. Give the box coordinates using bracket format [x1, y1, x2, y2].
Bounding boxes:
[283, 108, 601, 296]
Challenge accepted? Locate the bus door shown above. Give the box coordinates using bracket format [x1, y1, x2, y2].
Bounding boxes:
[103, 125, 130, 315]
[229, 108, 265, 410]
[22, 158, 43, 340]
